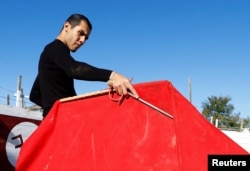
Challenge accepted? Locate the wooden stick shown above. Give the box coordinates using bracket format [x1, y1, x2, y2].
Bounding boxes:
[128, 92, 174, 119]
[60, 88, 174, 119]
[60, 89, 110, 102]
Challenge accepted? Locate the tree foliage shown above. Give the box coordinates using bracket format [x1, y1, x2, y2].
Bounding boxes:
[243, 116, 250, 128]
[201, 96, 240, 128]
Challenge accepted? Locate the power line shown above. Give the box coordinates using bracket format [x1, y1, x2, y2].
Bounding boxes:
[0, 86, 15, 93]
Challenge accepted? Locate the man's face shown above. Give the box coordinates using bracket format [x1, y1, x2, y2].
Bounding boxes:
[64, 20, 91, 52]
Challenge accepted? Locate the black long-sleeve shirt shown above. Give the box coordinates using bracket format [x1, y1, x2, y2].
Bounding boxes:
[30, 39, 112, 117]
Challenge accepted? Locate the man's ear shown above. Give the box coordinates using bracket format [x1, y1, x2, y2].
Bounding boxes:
[64, 22, 71, 32]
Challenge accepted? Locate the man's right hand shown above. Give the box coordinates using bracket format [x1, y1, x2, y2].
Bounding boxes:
[107, 71, 139, 98]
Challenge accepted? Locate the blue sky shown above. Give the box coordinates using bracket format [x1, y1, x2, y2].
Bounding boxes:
[0, 0, 249, 118]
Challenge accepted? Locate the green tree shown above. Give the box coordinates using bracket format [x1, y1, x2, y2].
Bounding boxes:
[243, 117, 250, 128]
[201, 96, 240, 128]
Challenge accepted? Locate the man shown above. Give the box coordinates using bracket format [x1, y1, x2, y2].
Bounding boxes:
[30, 13, 138, 118]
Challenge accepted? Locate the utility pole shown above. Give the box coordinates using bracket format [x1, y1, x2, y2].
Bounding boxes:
[15, 75, 23, 107]
[14, 75, 29, 108]
[6, 94, 10, 105]
[188, 77, 192, 103]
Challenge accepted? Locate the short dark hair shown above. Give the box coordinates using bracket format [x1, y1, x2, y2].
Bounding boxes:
[65, 13, 92, 31]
